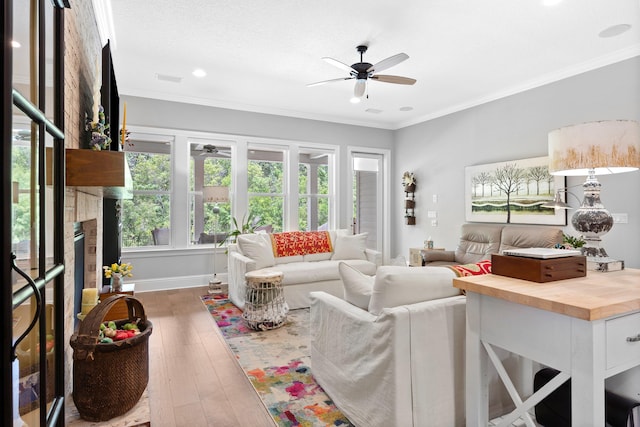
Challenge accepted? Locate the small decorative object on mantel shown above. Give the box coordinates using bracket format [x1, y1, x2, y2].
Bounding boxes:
[103, 262, 133, 292]
[402, 171, 416, 225]
[85, 105, 112, 151]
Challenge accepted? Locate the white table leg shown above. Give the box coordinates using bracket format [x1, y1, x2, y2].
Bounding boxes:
[571, 318, 606, 426]
[466, 292, 489, 426]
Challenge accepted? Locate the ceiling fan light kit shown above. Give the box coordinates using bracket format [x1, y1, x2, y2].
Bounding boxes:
[308, 45, 416, 101]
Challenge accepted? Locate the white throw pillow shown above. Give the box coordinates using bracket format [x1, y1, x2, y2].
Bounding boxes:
[368, 266, 460, 315]
[237, 234, 275, 269]
[339, 262, 374, 310]
[331, 232, 368, 260]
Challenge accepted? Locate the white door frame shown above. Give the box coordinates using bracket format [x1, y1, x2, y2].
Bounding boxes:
[347, 146, 391, 265]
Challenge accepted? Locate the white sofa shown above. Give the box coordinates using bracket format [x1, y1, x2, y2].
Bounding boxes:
[227, 230, 381, 309]
[310, 264, 522, 427]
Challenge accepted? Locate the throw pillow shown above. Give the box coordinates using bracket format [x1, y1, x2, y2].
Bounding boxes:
[339, 262, 374, 310]
[331, 232, 368, 260]
[237, 234, 275, 269]
[446, 260, 492, 277]
[368, 266, 461, 316]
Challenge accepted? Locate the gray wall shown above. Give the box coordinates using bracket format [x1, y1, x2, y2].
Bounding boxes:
[393, 57, 640, 268]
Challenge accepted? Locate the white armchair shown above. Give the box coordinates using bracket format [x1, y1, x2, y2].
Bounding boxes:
[310, 265, 521, 426]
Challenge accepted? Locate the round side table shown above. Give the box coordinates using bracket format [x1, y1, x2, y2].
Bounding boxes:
[243, 269, 288, 330]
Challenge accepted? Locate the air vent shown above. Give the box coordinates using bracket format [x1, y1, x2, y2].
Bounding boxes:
[155, 73, 183, 83]
[365, 108, 383, 114]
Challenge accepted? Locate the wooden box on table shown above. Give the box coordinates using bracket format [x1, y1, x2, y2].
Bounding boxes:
[491, 254, 587, 283]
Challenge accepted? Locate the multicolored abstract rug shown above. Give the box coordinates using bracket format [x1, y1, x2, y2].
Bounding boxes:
[201, 294, 354, 427]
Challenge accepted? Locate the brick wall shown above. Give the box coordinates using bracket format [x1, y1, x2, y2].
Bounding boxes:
[63, 2, 104, 398]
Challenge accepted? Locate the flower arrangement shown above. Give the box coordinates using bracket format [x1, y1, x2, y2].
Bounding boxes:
[86, 105, 112, 151]
[402, 171, 416, 187]
[103, 262, 133, 278]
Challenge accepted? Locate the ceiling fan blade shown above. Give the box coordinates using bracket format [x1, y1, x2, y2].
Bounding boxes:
[307, 76, 354, 87]
[366, 52, 409, 73]
[322, 57, 355, 73]
[370, 75, 417, 85]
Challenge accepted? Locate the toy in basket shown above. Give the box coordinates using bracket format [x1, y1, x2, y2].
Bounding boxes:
[70, 294, 153, 421]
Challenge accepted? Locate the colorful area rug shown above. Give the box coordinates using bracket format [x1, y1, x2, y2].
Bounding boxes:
[201, 294, 353, 427]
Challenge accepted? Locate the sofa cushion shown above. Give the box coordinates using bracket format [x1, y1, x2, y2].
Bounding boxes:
[237, 233, 275, 269]
[499, 225, 563, 252]
[275, 255, 304, 264]
[338, 262, 374, 310]
[368, 266, 461, 316]
[455, 224, 503, 264]
[263, 259, 376, 286]
[331, 232, 368, 260]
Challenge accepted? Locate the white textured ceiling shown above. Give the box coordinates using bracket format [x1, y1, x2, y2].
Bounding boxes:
[102, 0, 640, 129]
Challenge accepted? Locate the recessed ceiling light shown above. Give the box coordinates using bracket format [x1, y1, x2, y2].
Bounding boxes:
[365, 108, 382, 114]
[192, 68, 207, 78]
[541, 0, 562, 6]
[11, 40, 20, 48]
[399, 106, 413, 112]
[598, 24, 632, 38]
[350, 97, 361, 104]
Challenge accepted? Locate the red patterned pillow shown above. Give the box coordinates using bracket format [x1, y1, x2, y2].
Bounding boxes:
[447, 259, 492, 277]
[270, 231, 333, 257]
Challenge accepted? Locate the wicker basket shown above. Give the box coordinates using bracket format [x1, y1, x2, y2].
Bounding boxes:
[70, 295, 152, 421]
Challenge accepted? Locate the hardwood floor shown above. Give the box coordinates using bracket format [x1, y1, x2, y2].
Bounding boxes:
[135, 287, 276, 427]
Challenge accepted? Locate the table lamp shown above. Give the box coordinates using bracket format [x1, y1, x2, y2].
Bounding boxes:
[203, 185, 229, 292]
[547, 120, 640, 270]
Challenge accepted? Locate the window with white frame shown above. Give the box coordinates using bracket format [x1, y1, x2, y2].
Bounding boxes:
[189, 139, 232, 245]
[122, 133, 173, 247]
[247, 147, 285, 232]
[298, 148, 331, 231]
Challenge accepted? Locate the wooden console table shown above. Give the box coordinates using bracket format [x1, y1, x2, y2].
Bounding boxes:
[453, 269, 640, 427]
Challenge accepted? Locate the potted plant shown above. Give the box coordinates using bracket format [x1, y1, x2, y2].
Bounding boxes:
[402, 171, 416, 193]
[226, 213, 261, 244]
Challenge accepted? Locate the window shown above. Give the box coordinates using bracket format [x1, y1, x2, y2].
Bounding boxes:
[248, 147, 285, 232]
[122, 133, 173, 247]
[189, 139, 232, 245]
[298, 149, 331, 231]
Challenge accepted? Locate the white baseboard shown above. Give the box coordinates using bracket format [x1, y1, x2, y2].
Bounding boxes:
[133, 273, 229, 293]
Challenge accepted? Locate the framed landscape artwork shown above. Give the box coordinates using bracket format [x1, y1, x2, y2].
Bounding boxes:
[465, 156, 567, 225]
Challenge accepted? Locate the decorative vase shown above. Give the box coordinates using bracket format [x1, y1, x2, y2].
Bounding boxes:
[405, 199, 415, 209]
[404, 183, 416, 193]
[406, 216, 416, 225]
[110, 273, 123, 292]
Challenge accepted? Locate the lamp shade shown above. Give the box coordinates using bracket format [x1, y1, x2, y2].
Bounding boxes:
[548, 120, 640, 176]
[203, 186, 229, 203]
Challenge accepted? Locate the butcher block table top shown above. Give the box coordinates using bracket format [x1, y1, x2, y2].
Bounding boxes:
[453, 268, 640, 321]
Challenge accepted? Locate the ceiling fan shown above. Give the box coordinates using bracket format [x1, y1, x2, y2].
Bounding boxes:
[307, 45, 417, 99]
[193, 144, 231, 157]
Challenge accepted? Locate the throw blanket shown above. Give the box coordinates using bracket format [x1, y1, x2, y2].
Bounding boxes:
[446, 259, 492, 277]
[270, 231, 333, 257]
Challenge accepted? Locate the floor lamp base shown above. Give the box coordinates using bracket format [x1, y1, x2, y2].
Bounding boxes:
[208, 277, 222, 294]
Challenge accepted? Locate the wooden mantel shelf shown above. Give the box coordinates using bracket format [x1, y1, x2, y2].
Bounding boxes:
[64, 149, 132, 199]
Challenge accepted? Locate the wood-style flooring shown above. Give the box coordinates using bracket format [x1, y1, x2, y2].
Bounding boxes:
[135, 286, 276, 427]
